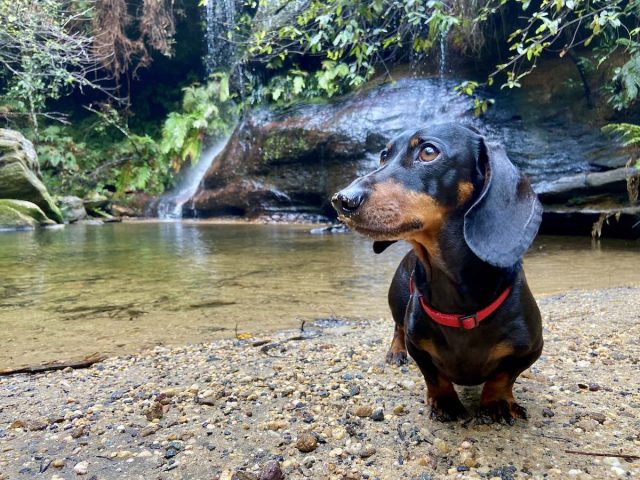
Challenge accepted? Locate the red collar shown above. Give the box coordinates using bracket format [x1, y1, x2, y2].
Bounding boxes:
[409, 275, 512, 330]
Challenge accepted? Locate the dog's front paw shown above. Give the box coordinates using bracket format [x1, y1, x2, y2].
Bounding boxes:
[476, 399, 528, 425]
[385, 349, 408, 366]
[428, 396, 469, 422]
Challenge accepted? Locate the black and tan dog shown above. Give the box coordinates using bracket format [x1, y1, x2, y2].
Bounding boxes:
[331, 123, 543, 423]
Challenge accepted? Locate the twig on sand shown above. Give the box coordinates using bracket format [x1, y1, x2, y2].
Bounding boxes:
[565, 450, 640, 462]
[259, 332, 322, 357]
[0, 353, 106, 376]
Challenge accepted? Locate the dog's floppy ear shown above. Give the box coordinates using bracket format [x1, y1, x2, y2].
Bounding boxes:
[463, 138, 542, 268]
[373, 240, 397, 254]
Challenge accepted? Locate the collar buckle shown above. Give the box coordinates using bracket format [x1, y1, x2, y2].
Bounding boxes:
[458, 314, 479, 330]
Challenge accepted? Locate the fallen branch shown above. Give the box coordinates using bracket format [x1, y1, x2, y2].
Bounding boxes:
[565, 450, 640, 462]
[0, 353, 106, 376]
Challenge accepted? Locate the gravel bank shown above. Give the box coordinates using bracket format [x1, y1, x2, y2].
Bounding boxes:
[1, 287, 639, 479]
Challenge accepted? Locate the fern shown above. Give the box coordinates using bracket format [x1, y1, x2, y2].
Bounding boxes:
[602, 123, 640, 147]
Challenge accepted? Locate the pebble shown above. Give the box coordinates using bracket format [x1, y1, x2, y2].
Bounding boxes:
[258, 460, 283, 480]
[355, 405, 373, 417]
[73, 461, 88, 475]
[295, 433, 318, 452]
[370, 407, 384, 421]
[0, 288, 638, 480]
[145, 402, 163, 421]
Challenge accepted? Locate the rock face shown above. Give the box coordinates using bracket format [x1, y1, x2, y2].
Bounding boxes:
[0, 128, 63, 223]
[58, 196, 88, 223]
[189, 76, 628, 224]
[191, 79, 470, 217]
[0, 199, 57, 230]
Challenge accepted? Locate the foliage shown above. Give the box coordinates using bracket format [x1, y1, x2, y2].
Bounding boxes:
[35, 74, 236, 196]
[461, 0, 640, 110]
[159, 74, 234, 172]
[240, 0, 458, 103]
[0, 0, 105, 131]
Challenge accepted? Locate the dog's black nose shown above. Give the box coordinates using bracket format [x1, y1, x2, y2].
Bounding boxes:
[331, 190, 365, 216]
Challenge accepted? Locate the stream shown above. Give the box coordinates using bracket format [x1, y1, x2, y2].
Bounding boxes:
[1, 222, 639, 369]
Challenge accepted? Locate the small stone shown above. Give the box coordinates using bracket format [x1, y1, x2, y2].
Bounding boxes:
[588, 383, 600, 392]
[332, 427, 347, 441]
[114, 450, 133, 459]
[355, 405, 373, 417]
[199, 394, 219, 406]
[359, 445, 376, 458]
[393, 404, 405, 415]
[165, 448, 178, 459]
[71, 427, 84, 438]
[232, 471, 257, 480]
[434, 438, 450, 455]
[8, 420, 26, 429]
[140, 425, 159, 437]
[542, 408, 555, 417]
[296, 433, 318, 453]
[370, 407, 384, 421]
[52, 459, 65, 468]
[265, 420, 287, 431]
[258, 460, 283, 480]
[589, 412, 606, 424]
[302, 455, 316, 468]
[145, 402, 163, 421]
[26, 419, 48, 431]
[73, 461, 88, 475]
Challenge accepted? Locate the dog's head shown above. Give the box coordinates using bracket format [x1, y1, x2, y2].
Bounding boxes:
[331, 123, 542, 268]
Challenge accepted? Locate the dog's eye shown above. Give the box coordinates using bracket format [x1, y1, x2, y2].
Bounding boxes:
[419, 144, 440, 162]
[379, 149, 389, 165]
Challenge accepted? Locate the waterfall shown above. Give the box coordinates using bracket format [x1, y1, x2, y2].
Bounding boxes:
[204, 0, 236, 74]
[439, 24, 451, 80]
[156, 136, 231, 220]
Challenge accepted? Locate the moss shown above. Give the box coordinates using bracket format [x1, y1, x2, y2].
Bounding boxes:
[262, 134, 311, 164]
[0, 199, 56, 228]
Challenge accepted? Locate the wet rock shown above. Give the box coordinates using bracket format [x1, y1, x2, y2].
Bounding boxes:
[0, 199, 56, 230]
[295, 432, 318, 453]
[0, 128, 63, 223]
[57, 196, 87, 223]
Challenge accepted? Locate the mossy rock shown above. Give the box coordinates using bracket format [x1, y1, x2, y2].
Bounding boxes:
[0, 128, 63, 223]
[0, 199, 56, 231]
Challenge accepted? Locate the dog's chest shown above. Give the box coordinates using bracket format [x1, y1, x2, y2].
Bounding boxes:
[405, 300, 514, 385]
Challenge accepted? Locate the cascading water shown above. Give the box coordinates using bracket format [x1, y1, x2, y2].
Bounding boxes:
[156, 136, 231, 219]
[204, 0, 236, 74]
[439, 24, 451, 80]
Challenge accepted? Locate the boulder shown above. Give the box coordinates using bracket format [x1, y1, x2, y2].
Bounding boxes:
[57, 196, 87, 223]
[0, 129, 63, 223]
[0, 199, 57, 231]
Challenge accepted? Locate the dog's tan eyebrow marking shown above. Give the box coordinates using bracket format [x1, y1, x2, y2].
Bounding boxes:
[457, 181, 474, 206]
[410, 136, 421, 149]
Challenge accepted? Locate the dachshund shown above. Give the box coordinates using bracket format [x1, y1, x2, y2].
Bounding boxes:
[331, 123, 543, 423]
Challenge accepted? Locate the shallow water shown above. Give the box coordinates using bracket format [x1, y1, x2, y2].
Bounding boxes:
[1, 222, 638, 369]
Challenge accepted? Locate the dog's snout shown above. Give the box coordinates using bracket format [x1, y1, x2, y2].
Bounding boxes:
[331, 190, 366, 216]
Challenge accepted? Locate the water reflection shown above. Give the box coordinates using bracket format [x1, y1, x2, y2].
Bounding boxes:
[0, 222, 638, 368]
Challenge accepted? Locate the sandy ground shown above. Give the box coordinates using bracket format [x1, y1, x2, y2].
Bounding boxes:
[1, 287, 639, 480]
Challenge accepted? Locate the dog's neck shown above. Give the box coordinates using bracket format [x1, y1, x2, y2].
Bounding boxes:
[410, 216, 517, 313]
